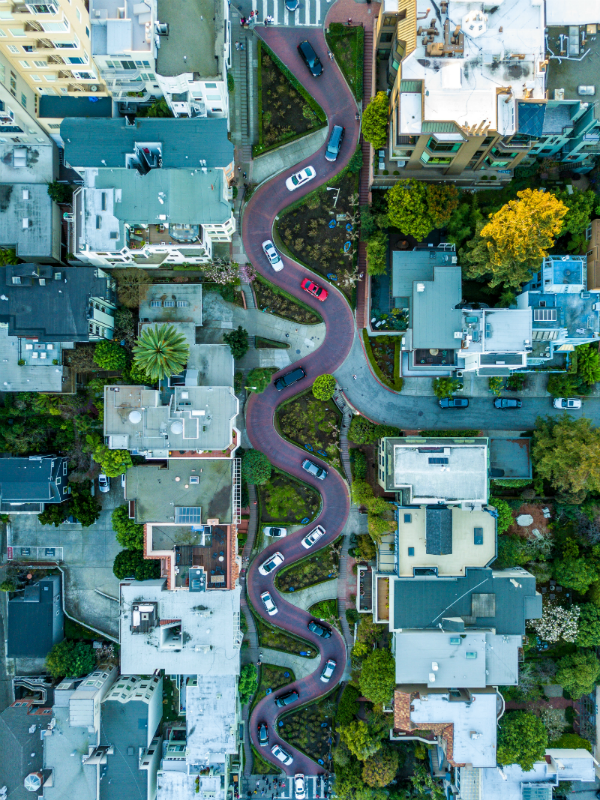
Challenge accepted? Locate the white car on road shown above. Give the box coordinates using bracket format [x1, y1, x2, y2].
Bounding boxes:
[320, 659, 337, 683]
[553, 397, 582, 409]
[301, 525, 326, 549]
[262, 239, 283, 272]
[260, 591, 278, 616]
[294, 775, 306, 800]
[98, 473, 110, 493]
[272, 744, 293, 765]
[286, 166, 316, 192]
[263, 526, 287, 538]
[259, 551, 284, 576]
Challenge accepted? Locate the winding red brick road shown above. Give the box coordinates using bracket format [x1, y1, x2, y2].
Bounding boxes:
[242, 26, 359, 776]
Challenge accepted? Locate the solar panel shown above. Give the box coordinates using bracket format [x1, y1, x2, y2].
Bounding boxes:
[174, 506, 202, 524]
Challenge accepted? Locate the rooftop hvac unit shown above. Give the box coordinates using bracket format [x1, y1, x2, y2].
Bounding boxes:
[189, 476, 200, 484]
[416, 283, 425, 292]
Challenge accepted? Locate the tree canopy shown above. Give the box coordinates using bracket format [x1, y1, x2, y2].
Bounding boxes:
[112, 504, 144, 550]
[359, 648, 396, 705]
[576, 344, 600, 386]
[113, 548, 161, 581]
[241, 449, 271, 485]
[576, 603, 600, 647]
[46, 639, 96, 678]
[245, 368, 275, 394]
[238, 664, 257, 704]
[387, 180, 432, 241]
[432, 377, 460, 400]
[339, 720, 383, 761]
[93, 340, 128, 371]
[133, 324, 189, 381]
[497, 711, 548, 771]
[532, 415, 600, 501]
[348, 417, 400, 445]
[556, 650, 600, 699]
[361, 92, 389, 150]
[362, 747, 399, 788]
[312, 374, 336, 400]
[490, 496, 514, 535]
[556, 188, 597, 237]
[115, 267, 150, 308]
[88, 436, 133, 477]
[224, 326, 249, 359]
[366, 231, 388, 276]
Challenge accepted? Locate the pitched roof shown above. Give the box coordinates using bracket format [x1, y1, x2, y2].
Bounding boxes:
[7, 576, 63, 658]
[0, 457, 63, 502]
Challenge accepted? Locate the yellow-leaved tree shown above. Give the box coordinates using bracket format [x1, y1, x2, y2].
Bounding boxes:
[462, 188, 568, 288]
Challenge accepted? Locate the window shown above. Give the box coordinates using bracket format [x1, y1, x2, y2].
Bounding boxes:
[33, 59, 47, 67]
[56, 476, 61, 485]
[121, 60, 136, 69]
[20, 92, 26, 106]
[380, 32, 393, 43]
[534, 308, 557, 321]
[7, 45, 19, 53]
[73, 70, 95, 79]
[0, 30, 5, 37]
[408, 547, 415, 556]
[19, 60, 29, 68]
[28, 2, 58, 11]
[10, 72, 16, 94]
[383, 15, 396, 24]
[403, 513, 412, 523]
[44, 73, 56, 81]
[76, 7, 81, 21]
[205, 81, 217, 88]
[426, 136, 462, 153]
[23, 45, 33, 52]
[67, 56, 84, 64]
[30, 74, 40, 80]
[420, 151, 452, 165]
[10, 28, 27, 37]
[85, 25, 89, 36]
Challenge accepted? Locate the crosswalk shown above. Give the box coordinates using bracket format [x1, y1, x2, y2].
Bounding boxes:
[250, 0, 326, 27]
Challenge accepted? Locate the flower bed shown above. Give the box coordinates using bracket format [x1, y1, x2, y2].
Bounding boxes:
[254, 276, 321, 325]
[362, 331, 403, 391]
[258, 470, 321, 526]
[325, 23, 364, 101]
[254, 617, 313, 657]
[275, 538, 342, 592]
[277, 390, 342, 471]
[280, 702, 333, 767]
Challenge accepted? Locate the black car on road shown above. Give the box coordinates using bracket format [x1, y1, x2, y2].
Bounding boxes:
[494, 397, 522, 409]
[308, 620, 332, 638]
[275, 690, 299, 708]
[439, 397, 469, 408]
[274, 367, 305, 392]
[298, 40, 323, 77]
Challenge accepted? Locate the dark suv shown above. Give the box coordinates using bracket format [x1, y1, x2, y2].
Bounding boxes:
[308, 620, 332, 638]
[494, 397, 522, 409]
[439, 397, 469, 409]
[325, 125, 345, 162]
[297, 40, 323, 77]
[275, 690, 299, 708]
[274, 367, 306, 392]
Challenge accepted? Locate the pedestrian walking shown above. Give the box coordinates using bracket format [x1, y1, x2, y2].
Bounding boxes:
[353, 374, 357, 380]
[328, 50, 334, 60]
[347, 16, 352, 23]
[264, 16, 268, 24]
[237, 165, 241, 172]
[235, 40, 240, 49]
[243, 171, 247, 179]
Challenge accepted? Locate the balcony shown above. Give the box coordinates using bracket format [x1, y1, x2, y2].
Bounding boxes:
[35, 38, 56, 49]
[58, 70, 73, 79]
[25, 20, 44, 31]
[47, 54, 64, 64]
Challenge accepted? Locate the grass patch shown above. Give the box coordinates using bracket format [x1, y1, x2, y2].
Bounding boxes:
[326, 23, 364, 100]
[256, 614, 314, 656]
[255, 336, 290, 349]
[277, 170, 359, 300]
[162, 676, 180, 723]
[254, 275, 322, 325]
[254, 41, 327, 157]
[280, 699, 334, 768]
[254, 663, 298, 706]
[308, 599, 338, 619]
[362, 330, 404, 391]
[251, 745, 280, 775]
[64, 618, 99, 641]
[277, 389, 342, 472]
[276, 537, 342, 592]
[258, 468, 321, 526]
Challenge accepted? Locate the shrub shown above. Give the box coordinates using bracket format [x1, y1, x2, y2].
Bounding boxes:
[336, 684, 360, 727]
[488, 376, 503, 396]
[242, 450, 272, 485]
[359, 648, 395, 704]
[490, 496, 514, 535]
[239, 664, 258, 704]
[312, 374, 336, 400]
[113, 548, 161, 581]
[223, 326, 249, 359]
[352, 450, 367, 480]
[366, 231, 388, 275]
[93, 340, 127, 371]
[348, 148, 363, 174]
[112, 504, 144, 550]
[361, 92, 389, 150]
[432, 377, 460, 399]
[497, 711, 548, 771]
[47, 180, 73, 204]
[46, 639, 96, 678]
[551, 732, 593, 752]
[556, 649, 600, 699]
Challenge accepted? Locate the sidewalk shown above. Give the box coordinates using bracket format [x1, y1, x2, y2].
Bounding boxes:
[252, 128, 328, 185]
[283, 579, 339, 612]
[260, 647, 320, 679]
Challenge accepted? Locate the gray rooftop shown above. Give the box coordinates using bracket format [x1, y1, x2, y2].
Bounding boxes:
[0, 143, 56, 185]
[391, 567, 542, 634]
[392, 247, 457, 301]
[126, 459, 233, 524]
[425, 507, 452, 555]
[43, 706, 97, 800]
[140, 283, 203, 326]
[62, 118, 233, 170]
[0, 705, 44, 800]
[99, 700, 152, 800]
[156, 0, 223, 78]
[7, 575, 63, 658]
[39, 96, 113, 119]
[0, 326, 64, 393]
[489, 437, 532, 480]
[0, 457, 64, 503]
[524, 291, 600, 340]
[411, 267, 463, 349]
[547, 26, 600, 103]
[0, 184, 57, 260]
[186, 676, 237, 765]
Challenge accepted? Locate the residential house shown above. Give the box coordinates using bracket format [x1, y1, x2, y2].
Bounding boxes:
[119, 578, 242, 676]
[0, 49, 59, 145]
[0, 455, 69, 514]
[517, 255, 600, 366]
[67, 119, 235, 267]
[0, 697, 53, 800]
[154, 0, 230, 120]
[7, 574, 64, 658]
[489, 436, 532, 482]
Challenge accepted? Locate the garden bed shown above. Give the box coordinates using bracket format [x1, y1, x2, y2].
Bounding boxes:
[325, 23, 364, 101]
[258, 469, 321, 526]
[251, 745, 280, 775]
[255, 336, 290, 349]
[255, 41, 326, 157]
[254, 276, 322, 325]
[276, 170, 359, 300]
[362, 331, 403, 391]
[276, 537, 342, 592]
[255, 617, 313, 657]
[280, 701, 333, 768]
[254, 663, 298, 707]
[277, 390, 342, 471]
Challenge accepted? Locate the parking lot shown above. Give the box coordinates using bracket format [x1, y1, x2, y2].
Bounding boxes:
[7, 478, 125, 639]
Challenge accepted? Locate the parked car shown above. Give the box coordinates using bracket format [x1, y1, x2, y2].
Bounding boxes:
[98, 473, 110, 493]
[260, 591, 278, 616]
[308, 620, 332, 638]
[301, 277, 328, 301]
[325, 125, 345, 162]
[275, 690, 299, 708]
[494, 397, 522, 409]
[297, 40, 323, 77]
[439, 397, 469, 409]
[553, 397, 582, 409]
[285, 0, 298, 9]
[121, 473, 126, 490]
[263, 526, 287, 538]
[262, 239, 283, 272]
[302, 459, 327, 481]
[271, 743, 293, 765]
[301, 525, 326, 549]
[286, 166, 316, 192]
[258, 722, 269, 747]
[294, 775, 306, 800]
[258, 552, 284, 576]
[274, 367, 306, 392]
[320, 659, 337, 683]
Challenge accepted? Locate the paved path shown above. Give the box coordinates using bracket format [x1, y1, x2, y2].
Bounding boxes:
[242, 24, 359, 777]
[280, 579, 338, 611]
[261, 648, 320, 679]
[252, 128, 328, 185]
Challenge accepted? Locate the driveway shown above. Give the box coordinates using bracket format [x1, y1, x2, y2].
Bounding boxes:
[8, 479, 124, 639]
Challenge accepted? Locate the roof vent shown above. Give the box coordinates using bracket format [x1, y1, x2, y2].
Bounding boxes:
[128, 410, 142, 424]
[416, 283, 425, 292]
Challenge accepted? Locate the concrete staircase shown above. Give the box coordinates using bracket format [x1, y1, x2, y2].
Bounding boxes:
[230, 25, 258, 149]
[356, 28, 374, 329]
[333, 390, 353, 485]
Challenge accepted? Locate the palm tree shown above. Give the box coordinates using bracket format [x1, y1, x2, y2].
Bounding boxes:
[132, 324, 189, 382]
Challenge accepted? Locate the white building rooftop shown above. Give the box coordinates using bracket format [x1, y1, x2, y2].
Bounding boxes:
[186, 675, 237, 766]
[157, 770, 225, 800]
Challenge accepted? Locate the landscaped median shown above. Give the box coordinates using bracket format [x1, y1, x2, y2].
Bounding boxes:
[361, 330, 404, 391]
[275, 537, 343, 592]
[254, 40, 327, 158]
[253, 274, 322, 325]
[325, 23, 364, 101]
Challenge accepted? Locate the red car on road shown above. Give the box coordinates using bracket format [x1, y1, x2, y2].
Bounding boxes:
[301, 277, 328, 301]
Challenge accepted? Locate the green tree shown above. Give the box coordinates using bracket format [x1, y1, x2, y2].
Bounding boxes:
[547, 373, 580, 398]
[335, 684, 360, 728]
[241, 449, 271, 485]
[362, 747, 399, 787]
[70, 484, 102, 528]
[576, 604, 600, 647]
[339, 720, 383, 761]
[553, 541, 600, 594]
[312, 374, 336, 400]
[495, 535, 530, 569]
[0, 247, 18, 265]
[47, 180, 73, 204]
[387, 180, 433, 240]
[0, 578, 17, 592]
[532, 416, 600, 500]
[348, 148, 363, 174]
[112, 504, 144, 550]
[348, 417, 400, 445]
[556, 650, 600, 699]
[245, 368, 275, 393]
[359, 648, 395, 704]
[409, 766, 446, 800]
[265, 483, 305, 520]
[115, 267, 150, 308]
[488, 376, 503, 396]
[45, 639, 96, 678]
[38, 502, 70, 527]
[490, 496, 513, 535]
[223, 326, 249, 359]
[361, 91, 389, 150]
[141, 97, 173, 117]
[432, 376, 460, 400]
[113, 548, 161, 581]
[366, 231, 388, 276]
[427, 184, 459, 228]
[497, 711, 548, 771]
[576, 344, 600, 386]
[133, 324, 189, 381]
[551, 732, 593, 752]
[556, 188, 596, 237]
[93, 340, 128, 371]
[124, 360, 153, 385]
[88, 437, 133, 477]
[238, 663, 258, 704]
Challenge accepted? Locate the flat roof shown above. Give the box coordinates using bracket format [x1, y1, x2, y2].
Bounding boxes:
[0, 142, 55, 185]
[392, 440, 488, 503]
[120, 580, 241, 675]
[126, 459, 233, 524]
[411, 267, 463, 350]
[481, 309, 532, 353]
[397, 507, 496, 577]
[489, 437, 531, 480]
[410, 691, 497, 767]
[394, 631, 520, 687]
[0, 326, 64, 392]
[186, 676, 237, 764]
[99, 699, 150, 800]
[139, 284, 203, 326]
[43, 706, 97, 800]
[480, 750, 596, 800]
[0, 183, 54, 259]
[39, 96, 112, 119]
[157, 771, 225, 800]
[546, 0, 600, 26]
[156, 0, 222, 78]
[547, 25, 600, 103]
